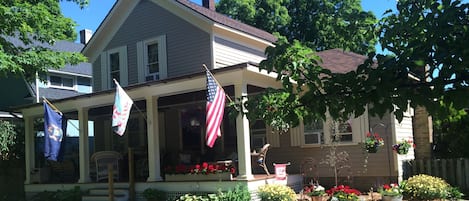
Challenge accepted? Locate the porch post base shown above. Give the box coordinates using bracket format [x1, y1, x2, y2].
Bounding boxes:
[235, 174, 254, 180]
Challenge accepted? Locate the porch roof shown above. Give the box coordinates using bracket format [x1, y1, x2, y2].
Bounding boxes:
[15, 62, 281, 117]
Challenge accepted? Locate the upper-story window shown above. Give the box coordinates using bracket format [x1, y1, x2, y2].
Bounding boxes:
[304, 119, 324, 145]
[137, 35, 167, 82]
[101, 46, 128, 90]
[49, 75, 74, 89]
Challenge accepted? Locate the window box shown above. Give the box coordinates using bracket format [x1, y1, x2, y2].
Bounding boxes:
[165, 172, 233, 181]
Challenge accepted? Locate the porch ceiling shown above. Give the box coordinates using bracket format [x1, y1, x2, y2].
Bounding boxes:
[18, 64, 281, 117]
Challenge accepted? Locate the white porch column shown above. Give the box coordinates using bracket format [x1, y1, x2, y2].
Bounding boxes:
[146, 96, 162, 181]
[235, 83, 253, 179]
[78, 107, 91, 183]
[24, 116, 34, 184]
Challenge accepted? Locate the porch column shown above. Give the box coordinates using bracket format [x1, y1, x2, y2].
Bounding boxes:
[78, 107, 91, 183]
[24, 116, 34, 184]
[235, 83, 253, 179]
[146, 96, 162, 181]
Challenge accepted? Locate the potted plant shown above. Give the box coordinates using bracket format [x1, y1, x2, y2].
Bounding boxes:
[364, 132, 384, 153]
[392, 140, 413, 155]
[402, 174, 452, 201]
[326, 185, 361, 201]
[164, 162, 235, 181]
[379, 183, 403, 201]
[143, 188, 166, 201]
[303, 183, 327, 201]
[258, 184, 297, 201]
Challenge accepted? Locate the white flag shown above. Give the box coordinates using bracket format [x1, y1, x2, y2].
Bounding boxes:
[112, 80, 133, 136]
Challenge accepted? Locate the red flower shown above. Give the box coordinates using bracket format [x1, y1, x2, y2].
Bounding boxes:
[383, 184, 391, 190]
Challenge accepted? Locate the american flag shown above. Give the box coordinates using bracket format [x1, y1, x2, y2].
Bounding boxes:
[205, 70, 226, 148]
[112, 80, 134, 136]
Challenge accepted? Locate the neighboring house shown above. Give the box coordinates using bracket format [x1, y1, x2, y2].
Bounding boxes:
[16, 0, 414, 199]
[0, 37, 92, 111]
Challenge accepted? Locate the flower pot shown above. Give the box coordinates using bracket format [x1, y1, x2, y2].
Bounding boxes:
[396, 147, 409, 155]
[366, 145, 378, 153]
[165, 172, 233, 181]
[311, 195, 328, 201]
[382, 195, 403, 201]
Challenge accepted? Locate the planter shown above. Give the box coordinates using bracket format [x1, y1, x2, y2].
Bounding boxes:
[310, 195, 328, 201]
[366, 145, 378, 153]
[382, 195, 403, 201]
[396, 147, 409, 155]
[165, 172, 233, 181]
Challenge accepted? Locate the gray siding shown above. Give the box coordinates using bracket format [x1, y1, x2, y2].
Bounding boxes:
[92, 55, 102, 91]
[103, 0, 211, 86]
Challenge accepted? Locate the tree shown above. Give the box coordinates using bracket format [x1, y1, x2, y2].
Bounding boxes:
[217, 0, 377, 54]
[0, 0, 88, 82]
[233, 0, 468, 130]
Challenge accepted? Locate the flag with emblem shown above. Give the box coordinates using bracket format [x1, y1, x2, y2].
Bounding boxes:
[44, 102, 64, 161]
[205, 70, 226, 148]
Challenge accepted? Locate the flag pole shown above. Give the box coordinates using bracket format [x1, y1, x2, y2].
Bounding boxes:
[112, 79, 147, 122]
[42, 97, 81, 131]
[202, 64, 234, 104]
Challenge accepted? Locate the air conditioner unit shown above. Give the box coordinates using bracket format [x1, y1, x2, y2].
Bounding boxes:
[145, 74, 159, 81]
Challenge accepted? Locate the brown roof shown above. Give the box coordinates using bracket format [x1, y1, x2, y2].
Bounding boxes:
[316, 48, 368, 73]
[175, 0, 277, 43]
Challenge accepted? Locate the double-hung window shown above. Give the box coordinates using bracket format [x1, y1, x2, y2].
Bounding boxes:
[101, 46, 128, 90]
[137, 35, 167, 83]
[332, 119, 353, 142]
[304, 119, 324, 145]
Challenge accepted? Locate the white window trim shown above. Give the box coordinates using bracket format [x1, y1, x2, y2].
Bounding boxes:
[101, 46, 128, 90]
[299, 112, 368, 147]
[137, 35, 167, 83]
[48, 74, 76, 90]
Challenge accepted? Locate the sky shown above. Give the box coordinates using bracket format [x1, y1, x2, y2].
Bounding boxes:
[60, 0, 397, 42]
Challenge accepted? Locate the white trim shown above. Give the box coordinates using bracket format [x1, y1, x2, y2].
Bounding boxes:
[103, 46, 128, 88]
[48, 69, 92, 78]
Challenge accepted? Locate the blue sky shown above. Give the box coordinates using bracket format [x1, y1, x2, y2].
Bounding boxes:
[60, 0, 397, 41]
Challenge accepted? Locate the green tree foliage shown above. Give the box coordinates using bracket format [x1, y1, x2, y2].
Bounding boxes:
[0, 120, 17, 160]
[433, 103, 469, 158]
[0, 0, 88, 82]
[224, 0, 468, 130]
[217, 0, 377, 54]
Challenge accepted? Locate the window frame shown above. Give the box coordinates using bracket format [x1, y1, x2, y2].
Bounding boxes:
[101, 46, 128, 90]
[137, 35, 167, 83]
[303, 119, 324, 145]
[48, 74, 76, 90]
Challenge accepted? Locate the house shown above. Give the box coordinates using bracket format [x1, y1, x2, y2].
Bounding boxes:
[16, 0, 414, 199]
[0, 34, 93, 110]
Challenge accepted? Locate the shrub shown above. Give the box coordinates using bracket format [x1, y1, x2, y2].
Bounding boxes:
[143, 188, 166, 201]
[31, 186, 83, 201]
[257, 184, 296, 201]
[403, 174, 450, 200]
[176, 193, 219, 201]
[218, 184, 251, 201]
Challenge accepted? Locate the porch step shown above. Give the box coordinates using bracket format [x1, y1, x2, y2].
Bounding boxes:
[82, 188, 129, 201]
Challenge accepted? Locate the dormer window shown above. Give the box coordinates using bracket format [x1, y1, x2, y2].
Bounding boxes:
[49, 75, 75, 89]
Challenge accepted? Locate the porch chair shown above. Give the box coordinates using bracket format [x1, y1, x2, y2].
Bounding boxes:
[90, 151, 122, 182]
[252, 144, 271, 175]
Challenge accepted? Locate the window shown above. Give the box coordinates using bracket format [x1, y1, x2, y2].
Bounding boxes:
[49, 75, 74, 89]
[332, 119, 353, 142]
[304, 119, 324, 144]
[146, 42, 160, 81]
[250, 120, 266, 149]
[109, 52, 120, 88]
[77, 77, 92, 93]
[137, 35, 167, 83]
[101, 46, 127, 90]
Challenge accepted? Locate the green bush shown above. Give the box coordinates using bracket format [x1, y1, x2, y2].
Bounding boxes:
[31, 186, 83, 201]
[218, 184, 251, 201]
[176, 193, 219, 201]
[143, 188, 166, 201]
[257, 184, 296, 201]
[403, 174, 450, 200]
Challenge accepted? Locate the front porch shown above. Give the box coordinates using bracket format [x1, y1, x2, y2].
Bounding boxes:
[19, 64, 288, 196]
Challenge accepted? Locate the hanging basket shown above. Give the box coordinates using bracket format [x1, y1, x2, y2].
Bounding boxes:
[396, 147, 409, 155]
[366, 145, 379, 153]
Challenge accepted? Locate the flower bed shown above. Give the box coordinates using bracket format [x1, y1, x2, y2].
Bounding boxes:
[164, 162, 235, 181]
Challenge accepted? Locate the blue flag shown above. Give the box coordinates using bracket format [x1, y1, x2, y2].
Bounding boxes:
[44, 102, 64, 161]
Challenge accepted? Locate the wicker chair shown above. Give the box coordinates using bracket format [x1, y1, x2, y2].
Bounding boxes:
[90, 151, 122, 182]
